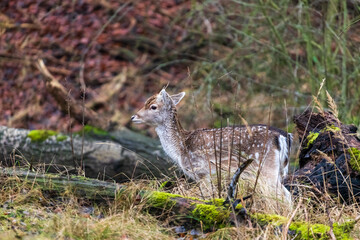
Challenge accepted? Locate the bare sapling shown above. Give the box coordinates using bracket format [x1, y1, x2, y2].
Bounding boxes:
[131, 89, 292, 204]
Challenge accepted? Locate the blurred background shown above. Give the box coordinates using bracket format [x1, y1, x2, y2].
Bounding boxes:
[1, 0, 360, 135]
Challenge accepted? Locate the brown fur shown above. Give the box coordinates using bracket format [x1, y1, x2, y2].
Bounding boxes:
[144, 95, 157, 109]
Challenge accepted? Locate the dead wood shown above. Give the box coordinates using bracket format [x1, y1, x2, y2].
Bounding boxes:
[0, 126, 175, 182]
[288, 110, 360, 203]
[0, 167, 244, 230]
[3, 167, 357, 236]
[1, 168, 123, 200]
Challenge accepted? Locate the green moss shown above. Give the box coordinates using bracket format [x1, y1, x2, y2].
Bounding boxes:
[70, 175, 92, 181]
[27, 130, 57, 142]
[333, 221, 355, 240]
[159, 181, 169, 190]
[289, 222, 330, 239]
[207, 198, 226, 207]
[321, 125, 340, 132]
[306, 132, 319, 148]
[251, 213, 287, 227]
[191, 203, 230, 230]
[235, 204, 243, 210]
[305, 125, 340, 148]
[56, 134, 67, 142]
[82, 125, 109, 136]
[348, 147, 360, 172]
[251, 213, 355, 239]
[288, 221, 355, 240]
[146, 191, 181, 209]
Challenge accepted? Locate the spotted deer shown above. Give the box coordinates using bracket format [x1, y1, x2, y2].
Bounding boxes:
[131, 89, 292, 204]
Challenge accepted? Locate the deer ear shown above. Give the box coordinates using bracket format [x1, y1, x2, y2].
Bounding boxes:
[171, 92, 185, 105]
[160, 89, 172, 106]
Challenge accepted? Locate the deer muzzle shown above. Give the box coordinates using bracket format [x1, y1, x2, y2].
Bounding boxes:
[131, 114, 143, 124]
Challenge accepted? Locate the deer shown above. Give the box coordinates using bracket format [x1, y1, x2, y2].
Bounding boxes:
[131, 89, 293, 204]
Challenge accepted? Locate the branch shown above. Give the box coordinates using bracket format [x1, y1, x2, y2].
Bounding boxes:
[35, 59, 108, 129]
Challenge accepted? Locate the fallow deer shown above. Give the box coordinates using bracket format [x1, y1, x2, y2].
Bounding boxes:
[131, 89, 292, 204]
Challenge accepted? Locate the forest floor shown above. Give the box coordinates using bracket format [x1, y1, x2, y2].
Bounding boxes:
[1, 175, 360, 239]
[1, 0, 360, 239]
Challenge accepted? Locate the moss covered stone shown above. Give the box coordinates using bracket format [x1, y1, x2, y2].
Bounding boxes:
[27, 130, 57, 142]
[191, 203, 230, 230]
[348, 147, 360, 172]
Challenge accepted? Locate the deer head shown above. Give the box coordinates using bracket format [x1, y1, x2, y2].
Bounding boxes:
[131, 89, 185, 126]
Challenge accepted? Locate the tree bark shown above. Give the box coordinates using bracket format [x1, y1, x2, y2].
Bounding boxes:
[0, 126, 176, 182]
[287, 110, 360, 203]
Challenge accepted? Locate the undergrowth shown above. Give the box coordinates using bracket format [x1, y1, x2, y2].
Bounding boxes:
[1, 173, 359, 239]
[0, 180, 174, 240]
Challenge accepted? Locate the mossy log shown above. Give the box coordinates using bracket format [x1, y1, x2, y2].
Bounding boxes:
[288, 110, 360, 203]
[2, 167, 357, 237]
[0, 125, 176, 182]
[0, 168, 123, 199]
[0, 167, 241, 230]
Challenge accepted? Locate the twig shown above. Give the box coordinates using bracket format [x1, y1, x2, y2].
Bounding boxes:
[224, 159, 254, 204]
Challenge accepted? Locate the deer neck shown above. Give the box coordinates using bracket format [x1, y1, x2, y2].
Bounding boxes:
[155, 111, 188, 165]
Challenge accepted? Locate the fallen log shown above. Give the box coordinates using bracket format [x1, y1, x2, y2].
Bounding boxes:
[0, 168, 123, 200]
[287, 110, 360, 203]
[0, 167, 241, 230]
[1, 167, 357, 238]
[0, 125, 176, 182]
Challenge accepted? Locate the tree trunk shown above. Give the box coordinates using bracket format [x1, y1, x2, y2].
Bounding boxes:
[287, 110, 360, 203]
[0, 126, 177, 182]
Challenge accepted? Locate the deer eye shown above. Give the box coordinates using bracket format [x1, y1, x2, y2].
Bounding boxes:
[150, 105, 157, 110]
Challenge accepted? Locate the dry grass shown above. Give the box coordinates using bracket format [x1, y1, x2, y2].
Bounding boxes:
[1, 165, 360, 239]
[0, 180, 174, 240]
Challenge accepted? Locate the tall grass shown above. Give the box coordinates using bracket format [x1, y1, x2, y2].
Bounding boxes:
[170, 0, 360, 128]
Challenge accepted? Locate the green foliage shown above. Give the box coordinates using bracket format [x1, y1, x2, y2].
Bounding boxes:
[181, 0, 360, 125]
[27, 130, 57, 142]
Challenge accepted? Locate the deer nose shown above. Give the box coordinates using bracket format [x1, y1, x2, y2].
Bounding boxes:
[131, 115, 135, 121]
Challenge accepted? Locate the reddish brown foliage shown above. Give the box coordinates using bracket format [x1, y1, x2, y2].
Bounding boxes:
[0, 0, 191, 130]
